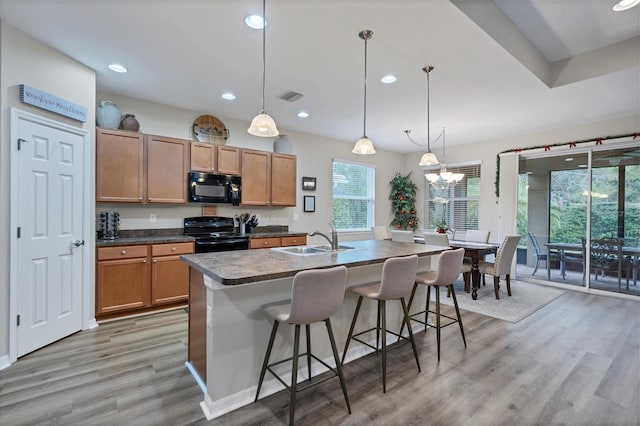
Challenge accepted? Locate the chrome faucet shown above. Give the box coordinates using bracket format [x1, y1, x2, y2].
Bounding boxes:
[309, 223, 339, 251]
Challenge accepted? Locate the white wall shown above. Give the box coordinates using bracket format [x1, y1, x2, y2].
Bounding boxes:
[0, 21, 96, 361]
[95, 92, 406, 243]
[404, 114, 640, 244]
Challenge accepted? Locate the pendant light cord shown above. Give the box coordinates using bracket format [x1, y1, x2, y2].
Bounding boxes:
[261, 0, 267, 113]
[363, 35, 368, 137]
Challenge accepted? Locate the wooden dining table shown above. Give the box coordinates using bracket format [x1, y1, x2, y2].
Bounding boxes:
[413, 236, 498, 300]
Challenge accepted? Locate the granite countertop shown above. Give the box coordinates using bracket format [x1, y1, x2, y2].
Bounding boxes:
[181, 239, 446, 286]
[97, 235, 195, 247]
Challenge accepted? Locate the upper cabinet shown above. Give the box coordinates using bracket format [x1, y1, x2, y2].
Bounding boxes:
[217, 146, 241, 175]
[96, 128, 188, 204]
[145, 135, 189, 204]
[96, 128, 144, 202]
[241, 150, 296, 207]
[190, 142, 217, 173]
[271, 153, 296, 206]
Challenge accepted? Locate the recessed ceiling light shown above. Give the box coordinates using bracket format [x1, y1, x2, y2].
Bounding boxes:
[222, 93, 236, 100]
[381, 74, 397, 84]
[564, 157, 574, 162]
[297, 111, 309, 118]
[613, 0, 640, 11]
[578, 164, 588, 168]
[245, 15, 265, 29]
[108, 63, 128, 73]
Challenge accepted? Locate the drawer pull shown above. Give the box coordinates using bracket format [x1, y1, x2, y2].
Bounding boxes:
[171, 247, 176, 252]
[153, 259, 157, 263]
[264, 241, 268, 245]
[121, 250, 127, 255]
[143, 259, 147, 263]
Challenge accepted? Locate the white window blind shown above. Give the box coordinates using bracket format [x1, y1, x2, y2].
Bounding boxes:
[424, 163, 481, 233]
[332, 160, 375, 231]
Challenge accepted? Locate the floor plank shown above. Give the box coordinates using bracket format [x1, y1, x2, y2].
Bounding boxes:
[0, 289, 638, 425]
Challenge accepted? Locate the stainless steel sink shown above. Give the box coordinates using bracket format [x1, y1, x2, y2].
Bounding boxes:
[271, 244, 358, 256]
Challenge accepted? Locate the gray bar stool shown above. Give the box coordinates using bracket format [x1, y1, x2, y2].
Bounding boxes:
[341, 255, 420, 393]
[400, 248, 466, 361]
[255, 265, 351, 426]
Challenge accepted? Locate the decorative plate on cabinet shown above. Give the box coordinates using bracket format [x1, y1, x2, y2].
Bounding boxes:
[192, 115, 229, 144]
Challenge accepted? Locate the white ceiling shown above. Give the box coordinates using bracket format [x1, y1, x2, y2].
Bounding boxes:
[0, 0, 638, 154]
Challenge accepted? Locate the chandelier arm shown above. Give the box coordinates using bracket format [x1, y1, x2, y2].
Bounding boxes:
[404, 130, 426, 147]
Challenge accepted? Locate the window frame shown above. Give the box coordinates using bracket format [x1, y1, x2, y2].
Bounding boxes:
[332, 159, 376, 232]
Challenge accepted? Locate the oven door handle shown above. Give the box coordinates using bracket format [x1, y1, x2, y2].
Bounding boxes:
[195, 239, 249, 247]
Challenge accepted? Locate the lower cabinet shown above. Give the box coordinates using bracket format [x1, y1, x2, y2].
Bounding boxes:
[249, 235, 307, 249]
[96, 242, 194, 319]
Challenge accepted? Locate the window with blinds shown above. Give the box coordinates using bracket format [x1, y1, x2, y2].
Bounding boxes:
[332, 160, 375, 231]
[424, 162, 481, 234]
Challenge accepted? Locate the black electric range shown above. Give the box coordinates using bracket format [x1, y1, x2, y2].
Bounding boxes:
[184, 216, 249, 253]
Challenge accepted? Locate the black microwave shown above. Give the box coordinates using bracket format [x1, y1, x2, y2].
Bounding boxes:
[188, 172, 241, 205]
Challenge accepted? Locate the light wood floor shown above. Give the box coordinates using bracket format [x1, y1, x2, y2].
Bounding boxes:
[1, 289, 638, 425]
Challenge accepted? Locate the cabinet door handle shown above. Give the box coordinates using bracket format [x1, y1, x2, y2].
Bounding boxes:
[143, 259, 147, 263]
[121, 250, 127, 255]
[138, 197, 142, 201]
[153, 259, 157, 263]
[148, 197, 152, 201]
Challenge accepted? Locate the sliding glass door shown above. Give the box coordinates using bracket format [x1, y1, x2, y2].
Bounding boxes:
[516, 143, 639, 297]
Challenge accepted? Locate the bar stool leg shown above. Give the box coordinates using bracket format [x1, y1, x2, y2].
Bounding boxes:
[255, 320, 279, 402]
[341, 296, 363, 365]
[290, 325, 301, 426]
[325, 318, 351, 414]
[400, 297, 421, 372]
[435, 285, 441, 361]
[380, 300, 387, 393]
[306, 324, 312, 381]
[376, 301, 381, 350]
[425, 286, 431, 333]
[397, 283, 417, 339]
[450, 285, 466, 347]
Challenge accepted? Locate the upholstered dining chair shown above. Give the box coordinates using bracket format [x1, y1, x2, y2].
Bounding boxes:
[463, 235, 520, 299]
[371, 226, 390, 240]
[341, 255, 420, 393]
[391, 229, 414, 243]
[465, 229, 490, 243]
[255, 266, 351, 425]
[424, 232, 450, 247]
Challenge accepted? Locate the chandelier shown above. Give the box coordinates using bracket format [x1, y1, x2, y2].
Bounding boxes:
[424, 127, 464, 190]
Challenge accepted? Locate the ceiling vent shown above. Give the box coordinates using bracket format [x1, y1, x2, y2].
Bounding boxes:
[279, 90, 304, 102]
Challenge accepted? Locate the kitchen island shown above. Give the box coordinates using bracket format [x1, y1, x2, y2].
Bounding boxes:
[181, 239, 446, 420]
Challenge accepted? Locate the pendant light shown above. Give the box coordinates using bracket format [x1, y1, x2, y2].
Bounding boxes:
[425, 127, 464, 190]
[352, 30, 376, 155]
[418, 66, 439, 166]
[247, 0, 279, 137]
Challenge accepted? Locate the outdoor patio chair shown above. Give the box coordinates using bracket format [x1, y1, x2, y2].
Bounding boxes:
[528, 232, 548, 276]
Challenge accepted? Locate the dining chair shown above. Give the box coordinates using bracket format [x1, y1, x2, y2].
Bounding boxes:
[255, 266, 351, 425]
[371, 226, 390, 240]
[463, 235, 520, 299]
[587, 237, 625, 292]
[391, 229, 414, 243]
[423, 232, 450, 247]
[341, 255, 420, 393]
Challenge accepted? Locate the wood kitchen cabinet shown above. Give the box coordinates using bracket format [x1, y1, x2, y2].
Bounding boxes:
[151, 242, 193, 305]
[96, 128, 144, 202]
[241, 150, 297, 206]
[96, 241, 194, 320]
[271, 153, 296, 206]
[250, 235, 306, 249]
[241, 149, 271, 205]
[190, 142, 217, 172]
[96, 245, 150, 315]
[217, 145, 241, 175]
[145, 135, 189, 203]
[96, 128, 189, 204]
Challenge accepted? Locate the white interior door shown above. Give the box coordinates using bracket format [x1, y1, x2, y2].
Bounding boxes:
[14, 114, 85, 357]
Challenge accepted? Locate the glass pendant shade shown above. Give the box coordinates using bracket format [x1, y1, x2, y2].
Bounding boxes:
[419, 151, 439, 166]
[352, 136, 376, 155]
[248, 112, 279, 137]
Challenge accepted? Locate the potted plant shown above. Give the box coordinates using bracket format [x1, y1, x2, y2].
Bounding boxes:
[436, 221, 448, 234]
[389, 172, 419, 231]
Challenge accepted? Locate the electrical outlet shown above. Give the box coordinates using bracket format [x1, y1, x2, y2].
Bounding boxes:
[149, 214, 157, 223]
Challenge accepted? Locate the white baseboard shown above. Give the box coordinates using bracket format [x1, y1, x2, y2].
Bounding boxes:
[0, 354, 11, 371]
[85, 318, 99, 330]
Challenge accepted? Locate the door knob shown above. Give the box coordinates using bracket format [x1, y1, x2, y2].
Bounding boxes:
[72, 240, 85, 247]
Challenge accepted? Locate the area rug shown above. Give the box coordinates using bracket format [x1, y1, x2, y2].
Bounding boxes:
[433, 280, 566, 323]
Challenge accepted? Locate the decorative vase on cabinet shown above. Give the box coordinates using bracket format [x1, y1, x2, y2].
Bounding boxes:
[96, 100, 122, 129]
[120, 114, 140, 132]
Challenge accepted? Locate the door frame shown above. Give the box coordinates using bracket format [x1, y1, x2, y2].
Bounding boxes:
[9, 108, 96, 363]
